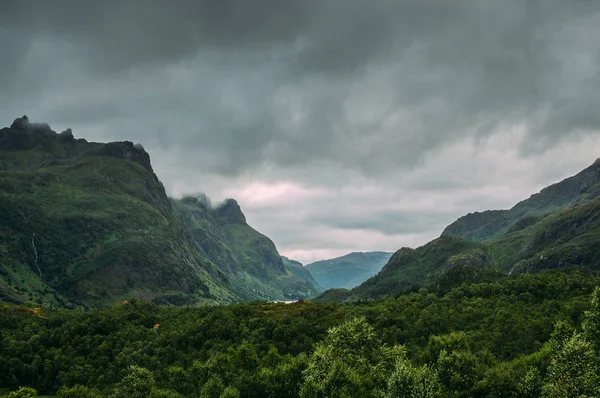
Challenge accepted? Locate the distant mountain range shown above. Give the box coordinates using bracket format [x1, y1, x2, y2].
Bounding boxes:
[0, 116, 320, 307]
[305, 252, 392, 290]
[317, 158, 600, 302]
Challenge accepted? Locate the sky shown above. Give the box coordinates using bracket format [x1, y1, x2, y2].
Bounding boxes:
[1, 0, 600, 264]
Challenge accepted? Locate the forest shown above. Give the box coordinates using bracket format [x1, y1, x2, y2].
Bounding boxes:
[1, 269, 599, 397]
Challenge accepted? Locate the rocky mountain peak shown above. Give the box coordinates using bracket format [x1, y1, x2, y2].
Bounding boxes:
[214, 198, 247, 224]
[96, 141, 153, 172]
[10, 115, 30, 130]
[378, 247, 416, 278]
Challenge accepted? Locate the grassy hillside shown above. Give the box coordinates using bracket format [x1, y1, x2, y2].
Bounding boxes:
[305, 251, 392, 290]
[173, 197, 322, 300]
[442, 158, 600, 241]
[319, 159, 600, 302]
[0, 117, 237, 307]
[281, 256, 322, 292]
[327, 237, 486, 301]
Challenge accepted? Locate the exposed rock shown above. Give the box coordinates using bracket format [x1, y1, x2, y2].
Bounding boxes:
[10, 115, 30, 130]
[215, 198, 247, 224]
[96, 141, 154, 172]
[59, 128, 75, 142]
[443, 248, 488, 270]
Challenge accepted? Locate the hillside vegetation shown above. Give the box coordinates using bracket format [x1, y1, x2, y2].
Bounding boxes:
[173, 197, 321, 301]
[0, 116, 236, 307]
[1, 270, 599, 397]
[0, 116, 320, 307]
[319, 159, 600, 302]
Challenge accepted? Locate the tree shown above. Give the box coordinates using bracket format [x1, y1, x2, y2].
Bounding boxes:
[385, 359, 441, 398]
[199, 376, 225, 398]
[8, 387, 37, 398]
[149, 389, 184, 398]
[582, 286, 600, 346]
[542, 321, 599, 397]
[436, 349, 483, 397]
[56, 385, 103, 398]
[254, 353, 308, 398]
[166, 366, 192, 396]
[220, 386, 241, 398]
[300, 317, 405, 398]
[517, 368, 543, 398]
[111, 365, 155, 398]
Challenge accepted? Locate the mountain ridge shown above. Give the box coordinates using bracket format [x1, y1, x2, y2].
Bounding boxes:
[442, 159, 600, 241]
[305, 251, 392, 290]
[173, 196, 321, 300]
[0, 116, 238, 307]
[317, 158, 600, 302]
[0, 116, 319, 307]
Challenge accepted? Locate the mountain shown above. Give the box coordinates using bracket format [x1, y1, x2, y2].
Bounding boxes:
[0, 116, 238, 307]
[318, 159, 600, 302]
[305, 251, 392, 289]
[0, 116, 319, 307]
[281, 256, 322, 292]
[172, 197, 322, 300]
[442, 159, 600, 241]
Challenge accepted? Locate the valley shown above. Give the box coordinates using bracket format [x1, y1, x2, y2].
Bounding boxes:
[1, 117, 600, 397]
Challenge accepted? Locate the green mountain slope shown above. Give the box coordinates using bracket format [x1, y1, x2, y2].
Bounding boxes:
[173, 196, 322, 300]
[281, 256, 322, 292]
[319, 159, 600, 302]
[305, 251, 392, 289]
[0, 116, 327, 306]
[0, 116, 238, 307]
[442, 159, 600, 241]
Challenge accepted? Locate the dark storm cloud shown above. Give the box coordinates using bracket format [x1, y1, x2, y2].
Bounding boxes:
[0, 1, 317, 70]
[3, 0, 600, 175]
[1, 0, 600, 261]
[2, 1, 599, 175]
[311, 210, 452, 236]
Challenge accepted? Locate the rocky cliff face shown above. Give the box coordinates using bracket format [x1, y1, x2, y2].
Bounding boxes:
[214, 198, 247, 224]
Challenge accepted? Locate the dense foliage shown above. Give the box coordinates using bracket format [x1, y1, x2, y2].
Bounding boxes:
[2, 270, 599, 397]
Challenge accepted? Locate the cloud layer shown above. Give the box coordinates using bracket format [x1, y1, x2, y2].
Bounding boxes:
[1, 0, 599, 263]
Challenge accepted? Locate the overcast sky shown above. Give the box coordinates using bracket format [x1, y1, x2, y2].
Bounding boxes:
[2, 0, 600, 263]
